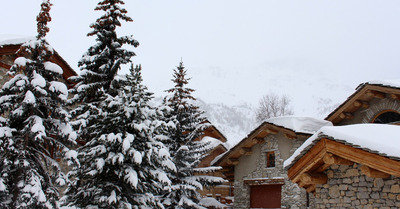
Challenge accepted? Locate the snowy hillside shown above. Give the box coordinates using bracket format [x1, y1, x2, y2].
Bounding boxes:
[153, 93, 345, 149]
[195, 100, 258, 148]
[152, 97, 257, 148]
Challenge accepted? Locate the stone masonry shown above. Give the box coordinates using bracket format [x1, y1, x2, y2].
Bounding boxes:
[0, 54, 15, 87]
[234, 135, 309, 209]
[314, 163, 400, 209]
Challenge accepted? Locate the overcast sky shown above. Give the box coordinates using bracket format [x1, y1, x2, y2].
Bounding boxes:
[2, 0, 400, 117]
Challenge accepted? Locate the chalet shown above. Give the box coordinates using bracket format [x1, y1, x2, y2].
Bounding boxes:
[214, 116, 332, 209]
[0, 35, 77, 88]
[285, 80, 400, 208]
[195, 122, 232, 207]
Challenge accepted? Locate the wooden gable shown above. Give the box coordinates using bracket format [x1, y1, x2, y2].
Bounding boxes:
[0, 42, 77, 88]
[195, 120, 227, 143]
[325, 83, 400, 125]
[214, 121, 310, 182]
[286, 138, 400, 193]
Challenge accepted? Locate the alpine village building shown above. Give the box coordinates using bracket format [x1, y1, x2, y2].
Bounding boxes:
[213, 81, 400, 209]
[3, 36, 400, 209]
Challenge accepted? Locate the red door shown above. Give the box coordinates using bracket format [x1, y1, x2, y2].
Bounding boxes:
[250, 184, 282, 209]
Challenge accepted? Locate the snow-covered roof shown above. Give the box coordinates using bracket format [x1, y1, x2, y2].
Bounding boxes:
[213, 116, 332, 170]
[326, 80, 400, 125]
[284, 124, 400, 169]
[361, 79, 400, 89]
[265, 116, 333, 135]
[201, 136, 226, 150]
[0, 34, 35, 46]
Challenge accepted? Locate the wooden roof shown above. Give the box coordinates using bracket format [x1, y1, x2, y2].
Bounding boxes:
[0, 43, 77, 88]
[325, 83, 400, 125]
[286, 137, 400, 193]
[214, 121, 311, 182]
[199, 120, 227, 143]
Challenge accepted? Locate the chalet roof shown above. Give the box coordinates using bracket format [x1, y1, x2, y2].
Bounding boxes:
[201, 136, 227, 151]
[213, 116, 331, 181]
[0, 35, 35, 46]
[284, 124, 400, 192]
[265, 116, 332, 135]
[0, 35, 77, 87]
[202, 120, 227, 143]
[325, 80, 400, 125]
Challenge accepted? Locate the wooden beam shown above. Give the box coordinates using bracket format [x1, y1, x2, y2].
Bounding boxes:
[287, 139, 327, 183]
[315, 163, 332, 173]
[306, 184, 317, 193]
[390, 94, 400, 100]
[360, 165, 391, 179]
[298, 180, 307, 188]
[366, 90, 386, 99]
[266, 128, 279, 134]
[0, 45, 20, 55]
[325, 139, 400, 177]
[323, 153, 353, 166]
[353, 100, 369, 109]
[284, 133, 297, 140]
[239, 147, 252, 155]
[226, 176, 234, 181]
[227, 158, 239, 165]
[300, 173, 327, 185]
[339, 112, 353, 120]
[223, 171, 234, 177]
[0, 61, 11, 70]
[220, 167, 233, 172]
[254, 137, 265, 144]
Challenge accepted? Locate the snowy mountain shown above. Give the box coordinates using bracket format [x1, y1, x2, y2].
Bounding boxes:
[195, 100, 258, 148]
[152, 93, 344, 149]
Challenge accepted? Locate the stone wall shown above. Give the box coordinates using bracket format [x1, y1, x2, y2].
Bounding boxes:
[314, 163, 400, 209]
[0, 54, 15, 88]
[338, 98, 400, 126]
[234, 134, 309, 209]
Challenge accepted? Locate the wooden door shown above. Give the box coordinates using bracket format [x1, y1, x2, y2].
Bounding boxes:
[250, 184, 282, 209]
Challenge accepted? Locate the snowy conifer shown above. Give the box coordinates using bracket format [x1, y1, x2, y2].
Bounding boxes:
[162, 61, 225, 209]
[63, 65, 175, 208]
[0, 1, 76, 208]
[63, 1, 174, 208]
[69, 0, 139, 143]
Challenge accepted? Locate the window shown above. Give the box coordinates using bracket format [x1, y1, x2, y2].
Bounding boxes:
[372, 110, 400, 124]
[266, 151, 275, 168]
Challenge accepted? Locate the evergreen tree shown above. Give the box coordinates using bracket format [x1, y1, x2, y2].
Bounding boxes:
[0, 1, 76, 208]
[162, 61, 225, 209]
[63, 65, 175, 208]
[63, 1, 173, 208]
[69, 0, 139, 143]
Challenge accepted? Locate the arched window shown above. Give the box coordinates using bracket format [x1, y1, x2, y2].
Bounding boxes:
[372, 110, 400, 124]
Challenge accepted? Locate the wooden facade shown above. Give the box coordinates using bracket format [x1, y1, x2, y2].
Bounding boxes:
[195, 124, 232, 207]
[0, 38, 77, 88]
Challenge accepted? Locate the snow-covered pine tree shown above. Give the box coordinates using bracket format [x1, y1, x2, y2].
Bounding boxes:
[63, 0, 174, 208]
[162, 61, 225, 209]
[63, 65, 175, 208]
[68, 0, 139, 144]
[0, 1, 76, 208]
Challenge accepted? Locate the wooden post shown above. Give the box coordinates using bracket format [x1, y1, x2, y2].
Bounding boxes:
[239, 147, 252, 155]
[323, 153, 353, 165]
[300, 172, 328, 185]
[360, 165, 391, 179]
